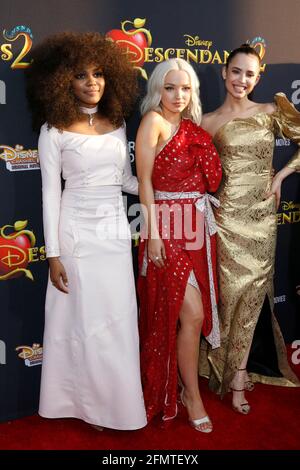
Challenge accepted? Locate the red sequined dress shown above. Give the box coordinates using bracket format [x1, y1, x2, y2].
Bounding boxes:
[138, 118, 222, 422]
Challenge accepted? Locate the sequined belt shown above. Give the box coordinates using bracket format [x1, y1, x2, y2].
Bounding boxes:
[154, 190, 220, 348]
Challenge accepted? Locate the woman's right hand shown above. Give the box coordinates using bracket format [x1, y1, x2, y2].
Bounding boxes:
[48, 257, 69, 293]
[148, 237, 166, 268]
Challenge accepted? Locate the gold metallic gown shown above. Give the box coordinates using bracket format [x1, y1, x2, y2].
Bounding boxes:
[199, 93, 300, 395]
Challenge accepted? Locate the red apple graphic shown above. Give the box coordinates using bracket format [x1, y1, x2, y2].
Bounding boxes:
[0, 220, 35, 280]
[0, 232, 31, 278]
[106, 29, 148, 67]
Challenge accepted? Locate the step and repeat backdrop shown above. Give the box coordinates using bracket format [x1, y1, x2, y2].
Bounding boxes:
[0, 0, 299, 422]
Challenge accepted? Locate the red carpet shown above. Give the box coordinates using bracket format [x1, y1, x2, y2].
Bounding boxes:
[0, 348, 299, 450]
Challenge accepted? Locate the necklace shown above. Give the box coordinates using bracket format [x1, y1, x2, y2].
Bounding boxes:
[79, 105, 99, 126]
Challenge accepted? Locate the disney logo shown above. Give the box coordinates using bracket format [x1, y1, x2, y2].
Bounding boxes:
[281, 201, 300, 211]
[16, 344, 43, 360]
[184, 35, 212, 49]
[0, 145, 38, 162]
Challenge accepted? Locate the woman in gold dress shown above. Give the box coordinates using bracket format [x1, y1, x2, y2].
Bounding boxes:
[199, 44, 300, 414]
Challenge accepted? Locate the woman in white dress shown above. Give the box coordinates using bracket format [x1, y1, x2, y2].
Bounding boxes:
[26, 31, 146, 431]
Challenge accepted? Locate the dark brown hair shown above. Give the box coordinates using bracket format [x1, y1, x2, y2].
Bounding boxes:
[26, 31, 138, 130]
[225, 44, 261, 69]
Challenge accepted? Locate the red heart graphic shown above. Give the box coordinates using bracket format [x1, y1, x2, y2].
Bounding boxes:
[106, 29, 147, 67]
[0, 233, 31, 278]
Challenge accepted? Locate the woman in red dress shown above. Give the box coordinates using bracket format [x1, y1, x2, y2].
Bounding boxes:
[136, 58, 222, 432]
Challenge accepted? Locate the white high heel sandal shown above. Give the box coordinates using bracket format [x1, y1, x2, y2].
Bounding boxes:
[180, 388, 213, 433]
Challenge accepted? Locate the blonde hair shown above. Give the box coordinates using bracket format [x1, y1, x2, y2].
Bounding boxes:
[140, 58, 202, 125]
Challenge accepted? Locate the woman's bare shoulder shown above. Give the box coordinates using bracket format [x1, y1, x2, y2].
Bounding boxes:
[260, 102, 277, 114]
[202, 108, 222, 122]
[202, 110, 219, 119]
[141, 110, 163, 126]
[137, 111, 163, 143]
[201, 109, 222, 133]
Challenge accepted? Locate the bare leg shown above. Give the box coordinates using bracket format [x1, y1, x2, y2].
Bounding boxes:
[177, 283, 212, 432]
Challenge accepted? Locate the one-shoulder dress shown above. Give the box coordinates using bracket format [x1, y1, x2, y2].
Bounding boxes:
[138, 118, 222, 421]
[199, 93, 300, 395]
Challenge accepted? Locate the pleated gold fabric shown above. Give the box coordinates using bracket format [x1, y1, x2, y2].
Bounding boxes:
[199, 93, 300, 395]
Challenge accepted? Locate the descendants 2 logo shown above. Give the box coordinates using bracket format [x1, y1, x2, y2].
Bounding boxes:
[0, 21, 267, 76]
[0, 220, 46, 282]
[106, 17, 267, 79]
[1, 26, 33, 69]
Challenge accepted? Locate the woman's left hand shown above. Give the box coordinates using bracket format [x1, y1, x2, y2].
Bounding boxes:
[266, 166, 295, 209]
[265, 173, 282, 210]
